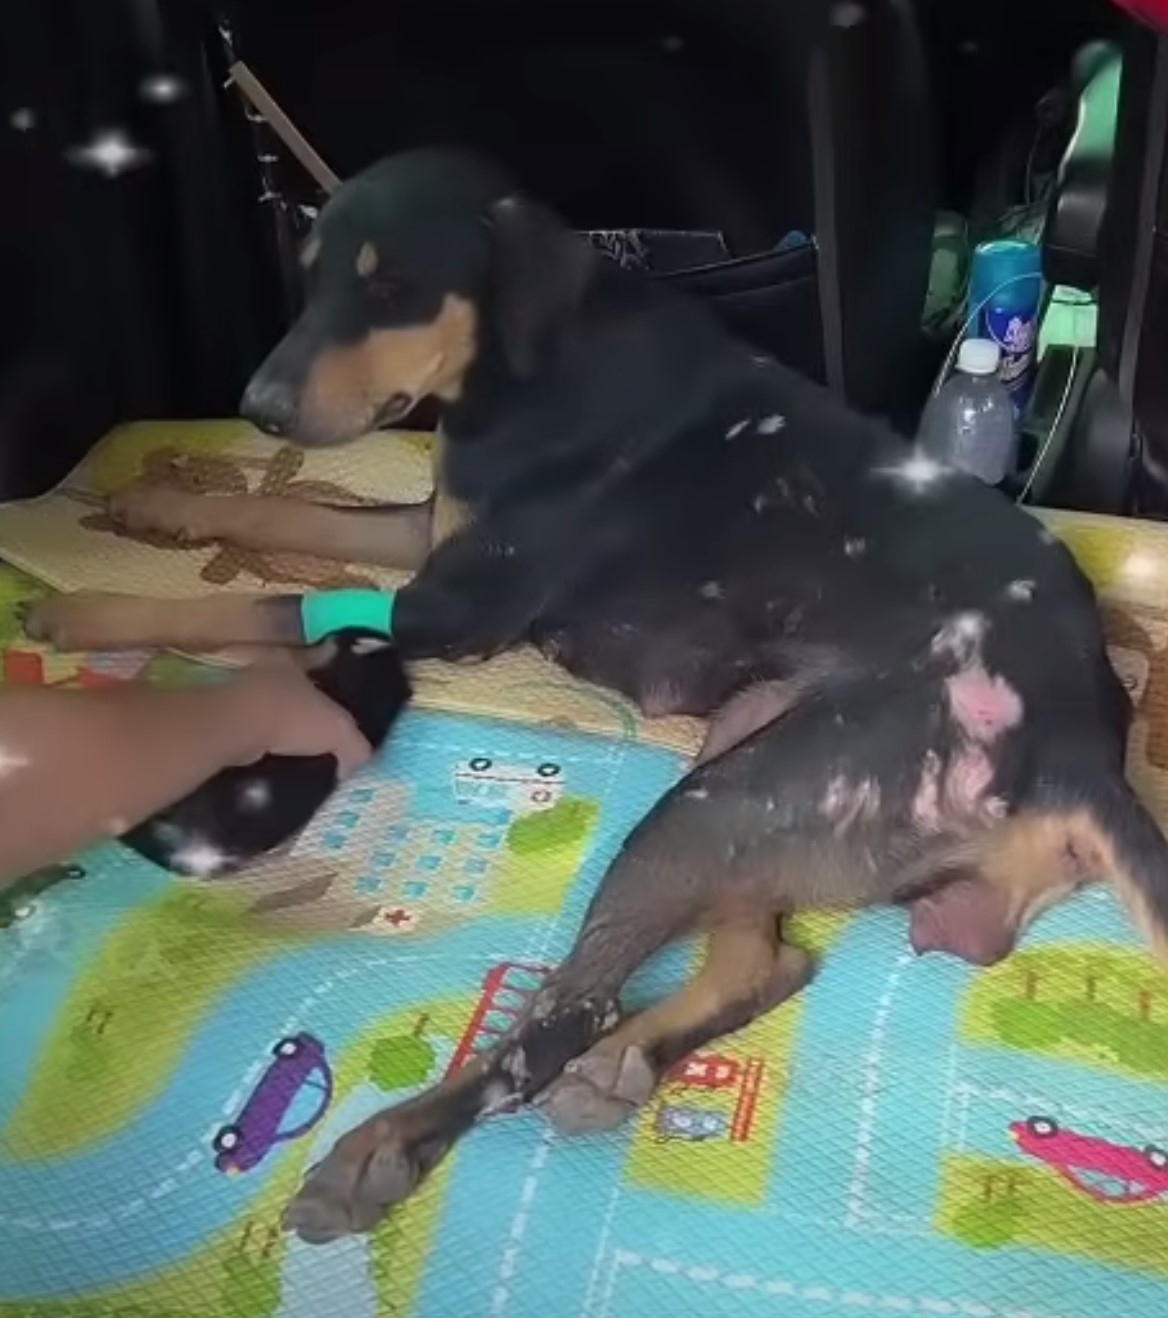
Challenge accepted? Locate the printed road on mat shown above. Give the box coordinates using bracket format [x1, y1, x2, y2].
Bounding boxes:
[3, 709, 1168, 1318]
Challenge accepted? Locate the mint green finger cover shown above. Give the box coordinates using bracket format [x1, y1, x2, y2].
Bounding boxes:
[301, 590, 396, 644]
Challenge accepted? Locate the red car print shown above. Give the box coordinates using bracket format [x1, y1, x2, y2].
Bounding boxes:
[213, 1034, 333, 1174]
[1011, 1116, 1168, 1205]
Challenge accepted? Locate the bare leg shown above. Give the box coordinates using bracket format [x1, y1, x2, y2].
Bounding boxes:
[109, 487, 434, 571]
[21, 593, 304, 652]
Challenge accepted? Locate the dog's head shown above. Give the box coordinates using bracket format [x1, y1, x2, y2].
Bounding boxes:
[241, 149, 595, 447]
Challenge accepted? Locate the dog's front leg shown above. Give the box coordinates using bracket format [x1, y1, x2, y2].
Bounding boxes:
[21, 542, 536, 657]
[24, 513, 555, 658]
[391, 524, 551, 663]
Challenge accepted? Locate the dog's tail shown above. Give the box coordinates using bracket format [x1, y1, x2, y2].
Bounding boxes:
[1078, 777, 1168, 968]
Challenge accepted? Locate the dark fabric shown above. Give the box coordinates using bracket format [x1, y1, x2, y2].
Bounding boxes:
[0, 0, 279, 498]
[231, 0, 813, 254]
[0, 0, 157, 497]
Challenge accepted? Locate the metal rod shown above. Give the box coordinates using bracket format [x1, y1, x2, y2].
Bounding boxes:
[226, 60, 340, 194]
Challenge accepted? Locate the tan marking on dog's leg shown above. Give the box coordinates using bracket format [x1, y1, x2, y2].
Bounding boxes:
[22, 593, 303, 653]
[536, 914, 812, 1134]
[980, 813, 1099, 915]
[108, 487, 434, 571]
[605, 915, 811, 1057]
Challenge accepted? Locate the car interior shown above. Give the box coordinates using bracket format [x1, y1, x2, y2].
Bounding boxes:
[9, 2, 1168, 1314]
[4, 0, 1168, 517]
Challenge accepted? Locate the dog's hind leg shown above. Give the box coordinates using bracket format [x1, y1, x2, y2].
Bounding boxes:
[536, 911, 810, 1135]
[283, 787, 729, 1243]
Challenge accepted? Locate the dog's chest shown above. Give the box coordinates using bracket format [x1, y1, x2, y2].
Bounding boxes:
[430, 429, 476, 547]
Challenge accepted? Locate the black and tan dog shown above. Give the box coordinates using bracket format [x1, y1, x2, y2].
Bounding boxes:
[25, 148, 1168, 1242]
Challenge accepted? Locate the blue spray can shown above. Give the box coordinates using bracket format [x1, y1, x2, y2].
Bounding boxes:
[968, 240, 1042, 416]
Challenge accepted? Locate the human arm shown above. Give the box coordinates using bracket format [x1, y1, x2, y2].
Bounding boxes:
[0, 667, 370, 885]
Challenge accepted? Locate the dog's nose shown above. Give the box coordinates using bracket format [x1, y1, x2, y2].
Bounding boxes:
[240, 379, 299, 438]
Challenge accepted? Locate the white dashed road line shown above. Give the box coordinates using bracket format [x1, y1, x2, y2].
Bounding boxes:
[605, 1251, 1069, 1318]
[845, 950, 913, 1227]
[0, 951, 454, 1235]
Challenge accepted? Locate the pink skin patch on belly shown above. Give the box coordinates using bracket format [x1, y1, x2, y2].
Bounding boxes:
[945, 744, 994, 810]
[911, 751, 943, 832]
[912, 744, 1007, 832]
[819, 774, 881, 833]
[945, 667, 1023, 743]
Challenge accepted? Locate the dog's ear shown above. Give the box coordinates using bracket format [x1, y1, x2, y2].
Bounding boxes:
[485, 196, 595, 377]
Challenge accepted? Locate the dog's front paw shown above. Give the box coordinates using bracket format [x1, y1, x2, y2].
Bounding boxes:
[283, 1108, 448, 1244]
[107, 485, 215, 544]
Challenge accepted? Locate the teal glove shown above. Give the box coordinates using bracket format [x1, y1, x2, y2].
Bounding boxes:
[301, 589, 397, 645]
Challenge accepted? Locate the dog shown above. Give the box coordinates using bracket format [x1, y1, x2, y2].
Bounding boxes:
[24, 147, 1168, 1243]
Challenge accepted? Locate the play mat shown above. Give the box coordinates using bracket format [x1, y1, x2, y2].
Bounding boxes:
[5, 424, 1168, 1318]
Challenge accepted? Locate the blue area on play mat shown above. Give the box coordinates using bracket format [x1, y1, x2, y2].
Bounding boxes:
[3, 706, 1168, 1318]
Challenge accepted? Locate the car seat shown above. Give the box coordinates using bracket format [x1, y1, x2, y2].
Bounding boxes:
[1040, 12, 1168, 515]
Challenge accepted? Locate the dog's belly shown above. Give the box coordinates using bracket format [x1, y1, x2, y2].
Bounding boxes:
[527, 422, 1118, 727]
[530, 597, 849, 719]
[533, 618, 739, 716]
[529, 518, 933, 718]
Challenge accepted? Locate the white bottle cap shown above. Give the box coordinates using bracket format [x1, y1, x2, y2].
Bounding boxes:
[956, 338, 1001, 375]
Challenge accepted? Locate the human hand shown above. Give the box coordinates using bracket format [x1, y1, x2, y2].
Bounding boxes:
[225, 665, 373, 779]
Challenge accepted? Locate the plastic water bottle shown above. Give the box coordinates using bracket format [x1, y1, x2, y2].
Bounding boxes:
[918, 339, 1018, 485]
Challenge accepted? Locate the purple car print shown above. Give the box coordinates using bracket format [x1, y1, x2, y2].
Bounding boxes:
[213, 1033, 333, 1174]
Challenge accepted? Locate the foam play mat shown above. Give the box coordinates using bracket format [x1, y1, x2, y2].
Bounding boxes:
[7, 425, 1168, 1316]
[0, 422, 703, 756]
